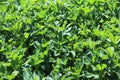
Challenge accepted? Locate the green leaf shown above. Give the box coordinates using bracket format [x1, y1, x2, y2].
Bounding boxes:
[70, 50, 76, 57]
[106, 31, 115, 43]
[106, 47, 114, 57]
[88, 0, 95, 4]
[0, 5, 7, 12]
[74, 42, 79, 50]
[33, 72, 40, 80]
[12, 71, 19, 78]
[85, 71, 99, 79]
[101, 64, 107, 70]
[96, 64, 102, 71]
[24, 32, 30, 39]
[0, 39, 2, 43]
[23, 68, 33, 80]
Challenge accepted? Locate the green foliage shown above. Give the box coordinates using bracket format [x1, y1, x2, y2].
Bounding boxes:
[0, 0, 120, 80]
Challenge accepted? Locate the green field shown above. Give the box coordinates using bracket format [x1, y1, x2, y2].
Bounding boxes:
[0, 0, 120, 80]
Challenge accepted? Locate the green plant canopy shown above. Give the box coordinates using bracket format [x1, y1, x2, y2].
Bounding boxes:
[0, 0, 120, 80]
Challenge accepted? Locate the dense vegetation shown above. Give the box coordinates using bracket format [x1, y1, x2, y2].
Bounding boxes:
[0, 0, 120, 80]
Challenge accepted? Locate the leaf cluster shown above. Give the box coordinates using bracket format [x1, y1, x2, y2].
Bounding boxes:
[0, 0, 120, 80]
